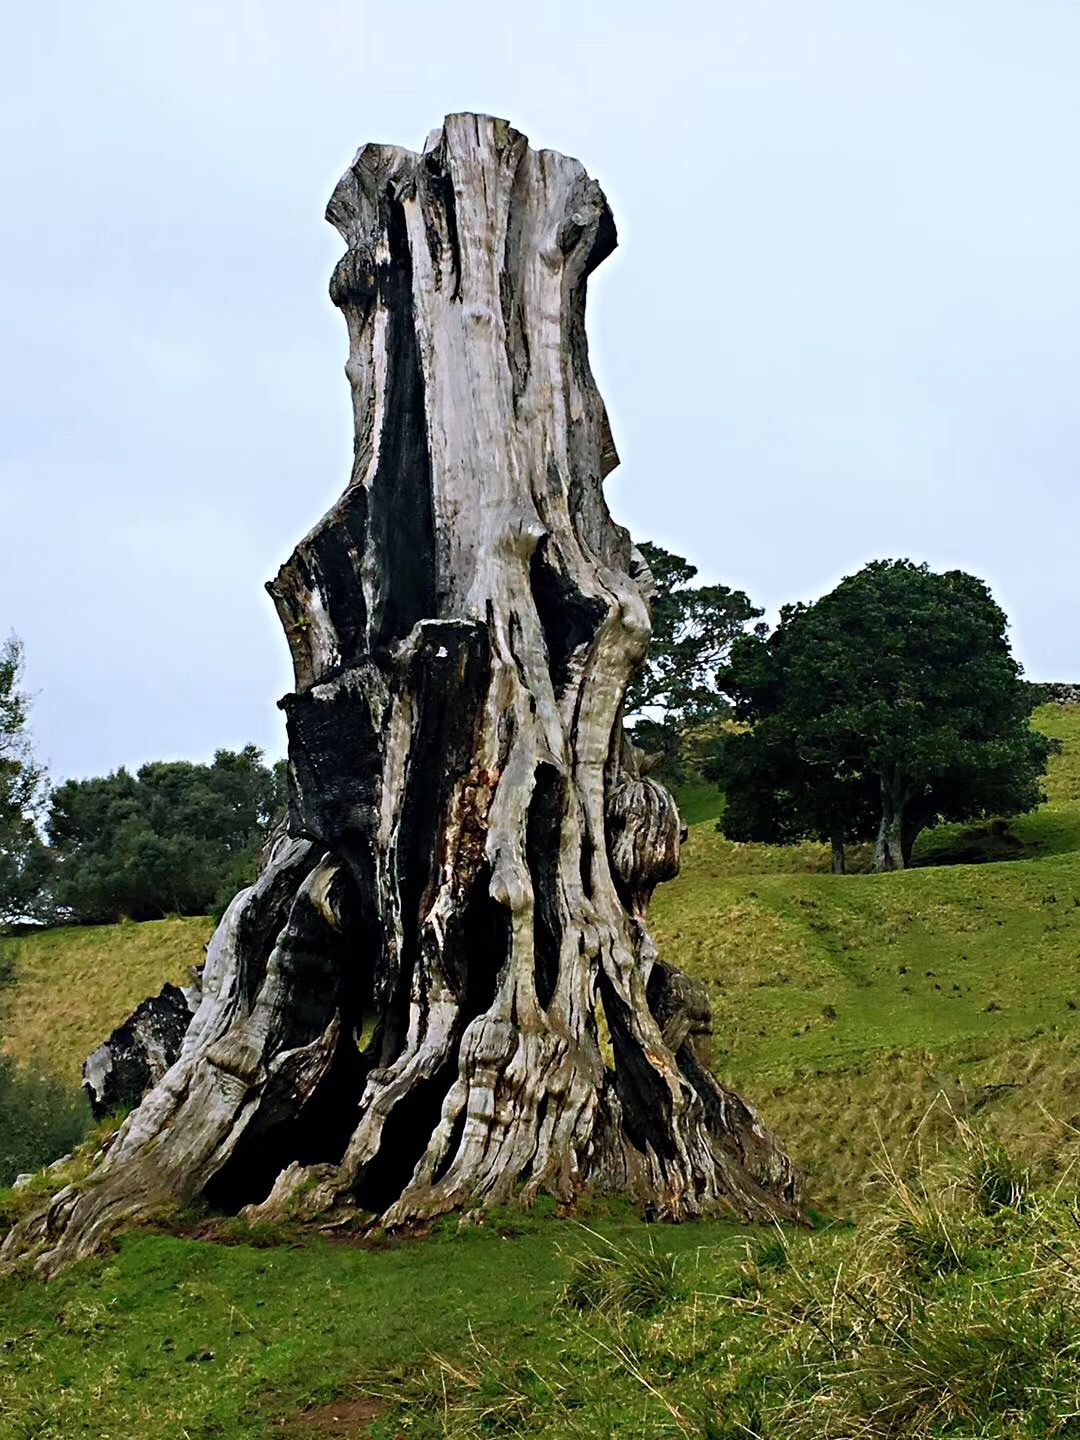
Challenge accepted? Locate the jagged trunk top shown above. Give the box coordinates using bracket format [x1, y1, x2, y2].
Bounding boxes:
[4, 115, 798, 1276]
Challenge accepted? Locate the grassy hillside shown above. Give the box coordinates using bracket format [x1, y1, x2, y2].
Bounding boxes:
[6, 1162, 1075, 1440]
[652, 702, 1080, 1208]
[2, 705, 1079, 1438]
[3, 706, 1078, 1200]
[1, 916, 213, 1083]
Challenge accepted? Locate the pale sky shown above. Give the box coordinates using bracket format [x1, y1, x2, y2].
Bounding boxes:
[2, 1, 1078, 781]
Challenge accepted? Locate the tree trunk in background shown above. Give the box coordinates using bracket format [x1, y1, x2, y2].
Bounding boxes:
[830, 830, 846, 875]
[3, 115, 799, 1277]
[874, 773, 907, 871]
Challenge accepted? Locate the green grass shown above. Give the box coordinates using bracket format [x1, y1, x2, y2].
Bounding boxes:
[5, 1144, 1079, 1439]
[0, 916, 212, 1084]
[3, 704, 1080, 1437]
[0, 1205, 745, 1440]
[375, 1142, 1080, 1440]
[649, 703, 1080, 1211]
[653, 847, 1080, 1074]
[670, 778, 725, 826]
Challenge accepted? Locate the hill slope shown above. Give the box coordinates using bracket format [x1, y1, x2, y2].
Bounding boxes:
[650, 702, 1080, 1206]
[3, 706, 1079, 1210]
[2, 706, 1079, 1439]
[1, 915, 212, 1085]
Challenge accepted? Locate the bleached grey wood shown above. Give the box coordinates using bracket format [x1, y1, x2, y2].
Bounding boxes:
[3, 115, 798, 1276]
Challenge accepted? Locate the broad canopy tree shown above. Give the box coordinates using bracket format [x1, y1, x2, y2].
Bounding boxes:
[624, 542, 763, 779]
[47, 747, 286, 923]
[624, 542, 764, 724]
[715, 560, 1051, 872]
[714, 728, 878, 875]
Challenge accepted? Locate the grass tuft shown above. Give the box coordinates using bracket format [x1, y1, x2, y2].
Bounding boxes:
[561, 1229, 679, 1319]
[964, 1135, 1035, 1216]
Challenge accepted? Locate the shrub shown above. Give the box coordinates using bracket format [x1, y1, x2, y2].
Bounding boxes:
[0, 1053, 91, 1185]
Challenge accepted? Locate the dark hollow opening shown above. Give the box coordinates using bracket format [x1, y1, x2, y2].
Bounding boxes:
[203, 1035, 370, 1212]
[351, 1056, 459, 1214]
[352, 872, 510, 1213]
[526, 762, 564, 1009]
[529, 536, 606, 694]
[599, 972, 677, 1161]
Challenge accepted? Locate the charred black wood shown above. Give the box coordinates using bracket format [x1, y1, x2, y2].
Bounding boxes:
[82, 983, 198, 1120]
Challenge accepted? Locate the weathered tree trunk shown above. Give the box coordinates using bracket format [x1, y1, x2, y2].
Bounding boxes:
[874, 772, 907, 871]
[3, 114, 799, 1276]
[82, 980, 200, 1119]
[830, 829, 846, 875]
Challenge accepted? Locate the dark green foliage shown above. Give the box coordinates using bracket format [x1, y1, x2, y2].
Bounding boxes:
[710, 724, 879, 856]
[0, 635, 53, 926]
[715, 560, 1053, 871]
[626, 543, 763, 726]
[47, 748, 287, 923]
[0, 1053, 91, 1186]
[626, 542, 764, 788]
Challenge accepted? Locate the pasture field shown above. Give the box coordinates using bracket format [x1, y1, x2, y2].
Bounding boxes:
[2, 704, 1079, 1438]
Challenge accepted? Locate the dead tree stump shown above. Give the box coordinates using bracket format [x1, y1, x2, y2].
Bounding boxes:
[4, 114, 799, 1275]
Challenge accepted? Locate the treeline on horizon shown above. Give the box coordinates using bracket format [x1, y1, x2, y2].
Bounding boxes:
[3, 727, 286, 927]
[0, 545, 1061, 928]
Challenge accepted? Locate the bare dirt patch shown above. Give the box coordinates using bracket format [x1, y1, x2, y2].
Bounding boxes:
[286, 1393, 387, 1436]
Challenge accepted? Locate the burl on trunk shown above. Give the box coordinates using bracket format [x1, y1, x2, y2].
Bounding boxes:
[5, 114, 799, 1275]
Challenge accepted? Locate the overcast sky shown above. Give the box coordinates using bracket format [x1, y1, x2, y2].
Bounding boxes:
[2, 1, 1077, 781]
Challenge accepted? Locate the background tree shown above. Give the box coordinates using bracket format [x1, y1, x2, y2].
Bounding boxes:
[48, 746, 286, 922]
[625, 542, 764, 779]
[709, 725, 878, 873]
[0, 635, 52, 926]
[715, 560, 1052, 872]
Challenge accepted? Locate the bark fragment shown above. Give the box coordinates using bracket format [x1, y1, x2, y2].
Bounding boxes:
[82, 981, 199, 1119]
